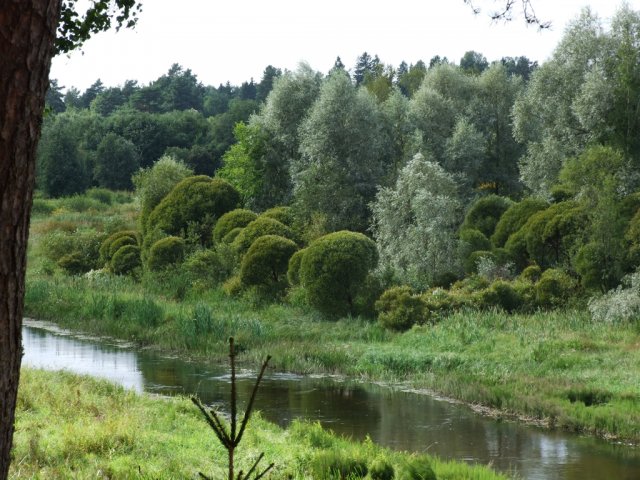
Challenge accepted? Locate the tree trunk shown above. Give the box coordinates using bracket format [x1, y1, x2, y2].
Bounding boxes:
[0, 1, 60, 477]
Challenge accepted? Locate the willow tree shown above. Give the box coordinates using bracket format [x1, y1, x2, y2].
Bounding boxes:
[0, 2, 140, 477]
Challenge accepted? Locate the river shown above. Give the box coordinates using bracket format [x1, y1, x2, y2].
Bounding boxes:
[21, 320, 640, 480]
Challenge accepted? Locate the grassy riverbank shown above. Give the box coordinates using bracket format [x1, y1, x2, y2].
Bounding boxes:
[24, 202, 640, 444]
[11, 368, 508, 479]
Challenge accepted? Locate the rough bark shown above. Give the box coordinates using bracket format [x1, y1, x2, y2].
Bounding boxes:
[0, 1, 61, 477]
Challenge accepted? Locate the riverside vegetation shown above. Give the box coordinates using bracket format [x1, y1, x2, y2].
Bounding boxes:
[24, 190, 640, 447]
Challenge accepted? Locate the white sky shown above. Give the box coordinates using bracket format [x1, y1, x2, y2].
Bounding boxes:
[50, 0, 638, 92]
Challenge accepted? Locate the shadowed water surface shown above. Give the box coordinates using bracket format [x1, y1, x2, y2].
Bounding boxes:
[22, 321, 640, 480]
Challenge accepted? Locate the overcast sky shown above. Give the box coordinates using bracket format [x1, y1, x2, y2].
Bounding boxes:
[50, 0, 638, 92]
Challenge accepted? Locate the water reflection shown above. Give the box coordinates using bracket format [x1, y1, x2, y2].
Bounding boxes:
[21, 323, 640, 480]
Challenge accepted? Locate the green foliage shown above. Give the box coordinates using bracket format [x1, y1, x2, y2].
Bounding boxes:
[239, 235, 298, 292]
[232, 217, 295, 257]
[573, 242, 621, 291]
[294, 71, 390, 232]
[147, 236, 185, 272]
[110, 244, 141, 275]
[260, 206, 294, 226]
[372, 153, 462, 289]
[376, 286, 427, 331]
[519, 265, 542, 283]
[536, 268, 578, 308]
[479, 280, 522, 313]
[93, 132, 140, 190]
[461, 195, 513, 238]
[222, 227, 243, 245]
[491, 198, 548, 247]
[516, 201, 588, 269]
[287, 248, 307, 286]
[146, 175, 240, 244]
[132, 155, 193, 233]
[212, 209, 258, 244]
[300, 231, 378, 317]
[85, 187, 115, 205]
[182, 248, 234, 287]
[459, 229, 492, 271]
[57, 252, 93, 275]
[309, 450, 368, 480]
[99, 230, 139, 266]
[396, 457, 436, 480]
[369, 457, 395, 480]
[463, 250, 495, 275]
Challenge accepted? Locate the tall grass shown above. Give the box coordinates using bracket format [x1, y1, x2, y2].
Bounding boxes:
[11, 369, 510, 479]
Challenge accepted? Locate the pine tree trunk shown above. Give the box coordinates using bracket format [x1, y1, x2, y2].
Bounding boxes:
[0, 1, 60, 477]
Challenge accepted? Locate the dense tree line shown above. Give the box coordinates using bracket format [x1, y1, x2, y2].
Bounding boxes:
[38, 5, 640, 331]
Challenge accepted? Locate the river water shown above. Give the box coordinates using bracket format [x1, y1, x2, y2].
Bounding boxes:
[21, 320, 640, 480]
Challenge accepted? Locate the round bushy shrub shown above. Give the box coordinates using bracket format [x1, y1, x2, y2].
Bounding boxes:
[287, 248, 307, 285]
[519, 264, 542, 283]
[482, 280, 522, 312]
[461, 194, 513, 238]
[376, 286, 427, 331]
[57, 252, 92, 275]
[99, 230, 139, 265]
[491, 198, 548, 247]
[110, 244, 141, 275]
[147, 236, 185, 271]
[240, 235, 298, 289]
[221, 227, 243, 244]
[535, 268, 577, 308]
[463, 250, 496, 275]
[232, 217, 296, 256]
[146, 175, 240, 242]
[182, 248, 233, 286]
[213, 209, 257, 243]
[459, 228, 491, 269]
[260, 206, 295, 226]
[369, 457, 395, 480]
[299, 231, 378, 317]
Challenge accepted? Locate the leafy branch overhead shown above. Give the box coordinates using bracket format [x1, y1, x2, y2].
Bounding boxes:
[464, 0, 551, 28]
[56, 0, 143, 54]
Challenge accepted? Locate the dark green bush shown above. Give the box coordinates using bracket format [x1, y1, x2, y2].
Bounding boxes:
[212, 208, 257, 243]
[182, 247, 234, 286]
[99, 230, 140, 265]
[239, 235, 298, 292]
[535, 268, 577, 308]
[549, 184, 575, 203]
[309, 450, 368, 480]
[459, 228, 492, 268]
[420, 288, 471, 322]
[369, 457, 395, 480]
[260, 205, 295, 226]
[491, 198, 548, 247]
[146, 175, 240, 244]
[287, 248, 307, 285]
[451, 274, 490, 294]
[110, 244, 141, 275]
[299, 231, 378, 318]
[461, 194, 513, 237]
[481, 280, 522, 312]
[463, 250, 496, 275]
[232, 217, 296, 257]
[519, 264, 542, 283]
[57, 252, 93, 275]
[221, 227, 243, 244]
[376, 286, 427, 332]
[573, 242, 621, 291]
[42, 229, 105, 271]
[396, 456, 436, 480]
[147, 236, 185, 272]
